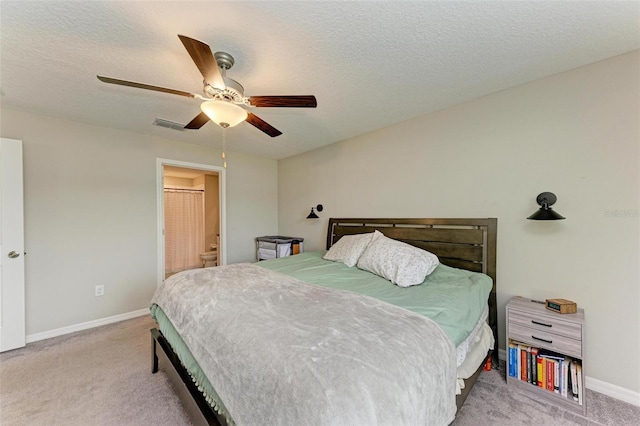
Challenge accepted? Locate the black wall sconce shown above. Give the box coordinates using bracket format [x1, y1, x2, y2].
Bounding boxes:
[527, 192, 566, 220]
[306, 204, 323, 219]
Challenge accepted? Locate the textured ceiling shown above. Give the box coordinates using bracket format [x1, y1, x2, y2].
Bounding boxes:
[1, 1, 638, 160]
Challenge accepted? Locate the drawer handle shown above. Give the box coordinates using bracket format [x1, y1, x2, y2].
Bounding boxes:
[531, 320, 552, 328]
[532, 335, 553, 344]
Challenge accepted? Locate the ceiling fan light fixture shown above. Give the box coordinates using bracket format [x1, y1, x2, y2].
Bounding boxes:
[200, 99, 248, 128]
[99, 35, 316, 136]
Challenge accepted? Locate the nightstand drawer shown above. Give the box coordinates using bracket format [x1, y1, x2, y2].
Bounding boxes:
[508, 311, 582, 340]
[509, 323, 582, 358]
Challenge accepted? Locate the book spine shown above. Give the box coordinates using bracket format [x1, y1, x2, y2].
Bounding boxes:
[526, 347, 532, 383]
[570, 360, 579, 401]
[520, 346, 527, 382]
[554, 359, 560, 393]
[530, 348, 539, 385]
[517, 344, 522, 380]
[561, 360, 569, 397]
[577, 363, 583, 405]
[546, 358, 554, 392]
[509, 343, 518, 377]
[537, 355, 544, 388]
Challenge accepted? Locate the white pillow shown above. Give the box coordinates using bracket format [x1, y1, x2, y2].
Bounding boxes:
[356, 230, 439, 287]
[323, 232, 375, 267]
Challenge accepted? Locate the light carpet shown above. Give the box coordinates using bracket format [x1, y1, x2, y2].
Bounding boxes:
[0, 316, 189, 425]
[1, 316, 638, 425]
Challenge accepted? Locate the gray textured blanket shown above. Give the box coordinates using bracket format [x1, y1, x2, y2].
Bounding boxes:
[151, 263, 457, 426]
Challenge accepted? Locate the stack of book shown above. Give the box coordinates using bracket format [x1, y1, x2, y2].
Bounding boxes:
[507, 341, 583, 406]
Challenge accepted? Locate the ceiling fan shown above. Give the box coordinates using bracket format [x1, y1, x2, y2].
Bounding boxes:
[97, 35, 317, 137]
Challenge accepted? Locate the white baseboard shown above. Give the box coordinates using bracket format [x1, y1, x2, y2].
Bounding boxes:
[586, 376, 640, 407]
[26, 309, 149, 343]
[498, 348, 639, 407]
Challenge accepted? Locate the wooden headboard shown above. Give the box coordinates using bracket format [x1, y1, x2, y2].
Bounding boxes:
[326, 217, 498, 361]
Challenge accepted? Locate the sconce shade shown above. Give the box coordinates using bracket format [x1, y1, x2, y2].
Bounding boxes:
[200, 99, 248, 128]
[527, 208, 566, 220]
[306, 204, 323, 219]
[527, 192, 566, 220]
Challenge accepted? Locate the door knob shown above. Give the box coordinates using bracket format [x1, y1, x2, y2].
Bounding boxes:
[8, 251, 20, 259]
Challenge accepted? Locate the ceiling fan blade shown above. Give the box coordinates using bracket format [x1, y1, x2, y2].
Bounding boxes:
[246, 113, 282, 137]
[184, 112, 210, 129]
[97, 76, 197, 98]
[248, 95, 317, 108]
[178, 35, 225, 90]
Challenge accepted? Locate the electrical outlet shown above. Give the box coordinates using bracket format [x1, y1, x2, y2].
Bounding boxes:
[95, 285, 105, 297]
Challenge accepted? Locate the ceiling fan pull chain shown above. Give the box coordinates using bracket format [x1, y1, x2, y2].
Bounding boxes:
[222, 127, 227, 169]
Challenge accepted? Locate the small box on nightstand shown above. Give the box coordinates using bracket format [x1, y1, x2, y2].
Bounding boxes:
[545, 298, 577, 314]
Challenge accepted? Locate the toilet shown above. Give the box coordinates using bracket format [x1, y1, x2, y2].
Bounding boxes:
[200, 251, 217, 268]
[200, 238, 219, 268]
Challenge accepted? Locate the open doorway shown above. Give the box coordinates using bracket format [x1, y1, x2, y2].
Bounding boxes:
[157, 159, 225, 286]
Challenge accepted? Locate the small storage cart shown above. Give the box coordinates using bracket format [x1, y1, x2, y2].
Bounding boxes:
[256, 236, 304, 261]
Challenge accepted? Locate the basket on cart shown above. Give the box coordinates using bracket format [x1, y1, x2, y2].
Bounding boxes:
[256, 236, 304, 261]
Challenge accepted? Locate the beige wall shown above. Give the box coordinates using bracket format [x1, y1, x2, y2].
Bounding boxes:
[205, 174, 220, 250]
[0, 108, 278, 335]
[278, 51, 640, 394]
[164, 176, 197, 188]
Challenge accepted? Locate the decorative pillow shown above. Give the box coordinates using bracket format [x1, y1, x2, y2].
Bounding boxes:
[356, 230, 439, 287]
[323, 232, 375, 267]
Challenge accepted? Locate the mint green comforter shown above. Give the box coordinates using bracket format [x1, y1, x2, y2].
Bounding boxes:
[258, 251, 492, 347]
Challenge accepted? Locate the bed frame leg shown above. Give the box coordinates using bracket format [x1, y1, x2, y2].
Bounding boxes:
[149, 328, 224, 425]
[151, 329, 159, 374]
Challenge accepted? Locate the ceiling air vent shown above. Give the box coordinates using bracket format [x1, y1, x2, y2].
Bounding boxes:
[153, 118, 185, 131]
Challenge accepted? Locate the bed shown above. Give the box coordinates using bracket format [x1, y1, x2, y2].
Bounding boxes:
[150, 217, 498, 426]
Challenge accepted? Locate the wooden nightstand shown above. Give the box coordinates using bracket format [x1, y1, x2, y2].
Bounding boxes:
[506, 296, 586, 416]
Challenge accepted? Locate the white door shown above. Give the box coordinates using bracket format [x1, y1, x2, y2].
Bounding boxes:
[0, 138, 26, 352]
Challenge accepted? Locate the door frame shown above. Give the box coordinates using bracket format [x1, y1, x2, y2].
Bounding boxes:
[156, 158, 226, 287]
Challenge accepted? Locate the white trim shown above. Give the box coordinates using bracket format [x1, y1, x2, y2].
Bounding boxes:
[156, 158, 226, 289]
[586, 376, 640, 407]
[497, 348, 639, 407]
[25, 309, 149, 343]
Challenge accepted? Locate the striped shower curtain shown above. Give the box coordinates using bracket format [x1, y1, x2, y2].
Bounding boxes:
[164, 189, 205, 275]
